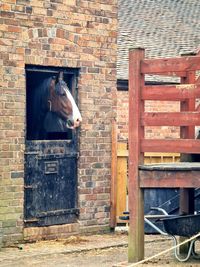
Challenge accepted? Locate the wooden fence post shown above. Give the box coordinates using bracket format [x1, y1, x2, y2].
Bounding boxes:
[128, 48, 145, 262]
[179, 51, 196, 254]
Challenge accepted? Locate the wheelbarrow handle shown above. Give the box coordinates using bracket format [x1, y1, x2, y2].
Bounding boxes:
[144, 217, 168, 236]
[150, 207, 169, 215]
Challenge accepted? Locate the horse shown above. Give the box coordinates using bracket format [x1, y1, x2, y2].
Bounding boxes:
[29, 72, 82, 140]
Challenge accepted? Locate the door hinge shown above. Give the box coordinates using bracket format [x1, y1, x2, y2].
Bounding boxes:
[24, 185, 37, 189]
[24, 218, 39, 223]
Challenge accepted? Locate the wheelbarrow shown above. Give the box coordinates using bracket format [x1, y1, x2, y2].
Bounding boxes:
[120, 207, 200, 262]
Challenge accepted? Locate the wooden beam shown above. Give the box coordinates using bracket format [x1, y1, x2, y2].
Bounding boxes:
[141, 139, 200, 153]
[142, 84, 200, 100]
[148, 71, 187, 77]
[140, 170, 200, 188]
[128, 48, 144, 262]
[141, 56, 200, 74]
[141, 112, 200, 126]
[110, 119, 117, 229]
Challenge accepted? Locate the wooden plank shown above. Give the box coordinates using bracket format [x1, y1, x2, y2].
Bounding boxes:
[142, 84, 200, 101]
[144, 152, 180, 164]
[117, 149, 180, 159]
[128, 48, 144, 262]
[144, 152, 180, 157]
[110, 119, 117, 228]
[141, 112, 200, 126]
[116, 143, 127, 223]
[141, 139, 200, 153]
[140, 170, 200, 188]
[141, 56, 200, 74]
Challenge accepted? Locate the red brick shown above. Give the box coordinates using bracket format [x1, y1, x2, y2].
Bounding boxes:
[1, 4, 11, 11]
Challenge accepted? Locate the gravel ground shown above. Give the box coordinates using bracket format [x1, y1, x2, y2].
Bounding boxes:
[0, 232, 200, 267]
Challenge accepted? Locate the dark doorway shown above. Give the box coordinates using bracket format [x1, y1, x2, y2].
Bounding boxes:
[24, 65, 80, 227]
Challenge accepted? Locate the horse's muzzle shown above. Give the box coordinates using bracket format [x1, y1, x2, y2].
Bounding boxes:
[66, 118, 82, 129]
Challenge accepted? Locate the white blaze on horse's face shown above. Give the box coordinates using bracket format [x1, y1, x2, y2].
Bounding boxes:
[65, 88, 82, 129]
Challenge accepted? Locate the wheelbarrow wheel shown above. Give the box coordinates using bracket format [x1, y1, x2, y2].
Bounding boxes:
[191, 240, 200, 259]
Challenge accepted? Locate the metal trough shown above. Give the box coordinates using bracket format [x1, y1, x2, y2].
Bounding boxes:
[162, 213, 200, 237]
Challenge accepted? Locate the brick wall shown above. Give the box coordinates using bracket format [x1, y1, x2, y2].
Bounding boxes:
[0, 0, 117, 245]
[117, 89, 180, 141]
[117, 90, 129, 141]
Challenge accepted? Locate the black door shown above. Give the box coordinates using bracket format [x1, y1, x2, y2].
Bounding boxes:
[24, 66, 79, 227]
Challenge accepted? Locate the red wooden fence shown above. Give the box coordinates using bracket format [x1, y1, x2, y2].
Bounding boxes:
[128, 48, 200, 262]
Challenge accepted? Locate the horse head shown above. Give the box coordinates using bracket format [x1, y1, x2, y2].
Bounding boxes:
[46, 71, 82, 131]
[31, 71, 82, 139]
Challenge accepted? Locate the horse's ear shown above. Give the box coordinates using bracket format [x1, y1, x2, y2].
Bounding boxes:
[49, 77, 56, 91]
[58, 71, 64, 81]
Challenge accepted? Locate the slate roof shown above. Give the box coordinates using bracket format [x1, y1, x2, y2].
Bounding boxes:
[117, 0, 200, 82]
